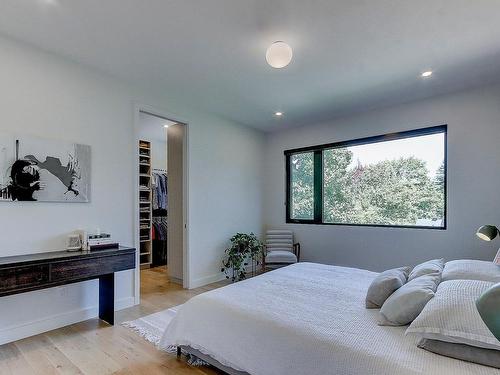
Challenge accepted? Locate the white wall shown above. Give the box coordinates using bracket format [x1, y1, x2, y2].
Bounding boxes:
[150, 139, 167, 171]
[137, 111, 168, 171]
[0, 37, 137, 345]
[263, 84, 500, 272]
[188, 113, 264, 287]
[0, 35, 264, 344]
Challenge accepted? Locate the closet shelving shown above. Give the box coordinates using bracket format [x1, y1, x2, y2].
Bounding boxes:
[138, 140, 152, 268]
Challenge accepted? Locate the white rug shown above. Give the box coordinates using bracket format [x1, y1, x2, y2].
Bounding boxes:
[122, 305, 182, 347]
[123, 304, 208, 366]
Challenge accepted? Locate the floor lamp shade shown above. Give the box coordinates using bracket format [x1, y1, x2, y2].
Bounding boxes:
[476, 225, 499, 241]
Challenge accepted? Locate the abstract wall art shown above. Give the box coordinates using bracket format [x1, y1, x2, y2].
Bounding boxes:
[0, 134, 91, 202]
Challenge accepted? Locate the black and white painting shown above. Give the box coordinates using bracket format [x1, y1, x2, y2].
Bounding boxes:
[0, 134, 91, 202]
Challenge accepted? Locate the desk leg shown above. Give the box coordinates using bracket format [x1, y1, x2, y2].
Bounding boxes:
[99, 273, 115, 325]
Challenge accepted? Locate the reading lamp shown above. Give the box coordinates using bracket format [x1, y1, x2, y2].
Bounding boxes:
[476, 225, 500, 241]
[476, 225, 500, 341]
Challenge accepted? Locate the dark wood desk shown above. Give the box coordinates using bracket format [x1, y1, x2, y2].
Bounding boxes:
[0, 246, 136, 325]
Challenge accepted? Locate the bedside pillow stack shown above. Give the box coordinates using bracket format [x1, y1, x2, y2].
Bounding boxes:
[406, 279, 500, 368]
[378, 272, 441, 326]
[367, 258, 500, 368]
[365, 259, 444, 326]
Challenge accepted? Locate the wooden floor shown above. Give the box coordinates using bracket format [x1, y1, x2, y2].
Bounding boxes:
[0, 267, 228, 375]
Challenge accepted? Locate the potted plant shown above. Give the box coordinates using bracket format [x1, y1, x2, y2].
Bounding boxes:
[221, 233, 264, 282]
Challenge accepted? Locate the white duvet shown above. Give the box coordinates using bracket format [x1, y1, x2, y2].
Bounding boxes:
[159, 262, 500, 375]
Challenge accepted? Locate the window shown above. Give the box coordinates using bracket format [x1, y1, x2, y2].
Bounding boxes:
[289, 152, 314, 220]
[286, 125, 447, 229]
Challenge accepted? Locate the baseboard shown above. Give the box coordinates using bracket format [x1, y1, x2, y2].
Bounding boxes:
[190, 272, 225, 289]
[0, 296, 135, 345]
[190, 265, 262, 290]
[115, 296, 135, 311]
[168, 276, 183, 285]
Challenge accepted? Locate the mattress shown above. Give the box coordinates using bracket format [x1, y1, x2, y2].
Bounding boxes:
[159, 262, 500, 375]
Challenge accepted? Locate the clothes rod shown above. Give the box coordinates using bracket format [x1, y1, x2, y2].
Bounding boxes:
[153, 168, 167, 172]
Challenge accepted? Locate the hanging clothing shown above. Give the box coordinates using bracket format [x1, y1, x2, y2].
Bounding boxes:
[152, 216, 168, 240]
[152, 174, 159, 209]
[152, 172, 168, 210]
[151, 170, 168, 267]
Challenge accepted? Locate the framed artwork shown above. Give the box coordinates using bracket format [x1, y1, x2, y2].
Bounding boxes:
[0, 134, 91, 202]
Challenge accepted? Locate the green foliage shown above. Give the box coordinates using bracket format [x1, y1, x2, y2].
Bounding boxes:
[435, 162, 445, 186]
[346, 157, 443, 225]
[290, 153, 314, 219]
[221, 233, 264, 282]
[323, 148, 356, 222]
[292, 149, 445, 226]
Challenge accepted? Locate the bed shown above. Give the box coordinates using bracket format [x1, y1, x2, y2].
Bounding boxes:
[159, 262, 499, 375]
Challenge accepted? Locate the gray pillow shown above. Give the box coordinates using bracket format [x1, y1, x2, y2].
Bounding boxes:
[378, 273, 441, 326]
[418, 339, 500, 369]
[408, 258, 444, 281]
[365, 267, 410, 309]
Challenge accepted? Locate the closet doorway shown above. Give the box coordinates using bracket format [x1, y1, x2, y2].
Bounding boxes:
[134, 108, 187, 302]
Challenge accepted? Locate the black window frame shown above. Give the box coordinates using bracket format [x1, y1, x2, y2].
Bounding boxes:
[285, 124, 447, 229]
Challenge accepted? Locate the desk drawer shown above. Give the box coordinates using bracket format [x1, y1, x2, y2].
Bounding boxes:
[51, 253, 135, 282]
[0, 265, 49, 292]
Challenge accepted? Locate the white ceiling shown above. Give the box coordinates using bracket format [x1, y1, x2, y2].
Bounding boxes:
[1, 0, 500, 131]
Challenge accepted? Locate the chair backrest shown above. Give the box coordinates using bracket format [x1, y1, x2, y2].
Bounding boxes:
[265, 230, 293, 252]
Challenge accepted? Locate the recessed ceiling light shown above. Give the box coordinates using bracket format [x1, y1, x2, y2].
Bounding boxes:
[266, 42, 293, 69]
[421, 70, 433, 78]
[275, 111, 283, 117]
[164, 124, 169, 128]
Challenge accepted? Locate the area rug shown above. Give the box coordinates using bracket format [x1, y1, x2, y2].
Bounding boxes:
[122, 305, 207, 366]
[122, 304, 182, 347]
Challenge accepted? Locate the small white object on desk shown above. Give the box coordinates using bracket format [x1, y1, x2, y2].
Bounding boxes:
[66, 233, 82, 252]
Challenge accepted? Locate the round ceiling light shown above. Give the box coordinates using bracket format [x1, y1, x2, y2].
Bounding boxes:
[274, 111, 283, 116]
[421, 70, 433, 78]
[266, 41, 293, 69]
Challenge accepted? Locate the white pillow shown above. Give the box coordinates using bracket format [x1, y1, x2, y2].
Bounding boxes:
[408, 258, 444, 281]
[442, 259, 500, 283]
[406, 279, 500, 350]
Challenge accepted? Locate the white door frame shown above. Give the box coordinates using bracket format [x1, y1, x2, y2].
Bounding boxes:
[132, 103, 190, 305]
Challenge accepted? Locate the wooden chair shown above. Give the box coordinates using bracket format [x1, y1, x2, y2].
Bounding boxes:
[263, 230, 300, 270]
